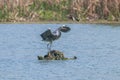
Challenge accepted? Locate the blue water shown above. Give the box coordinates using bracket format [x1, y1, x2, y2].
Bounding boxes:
[0, 24, 120, 80]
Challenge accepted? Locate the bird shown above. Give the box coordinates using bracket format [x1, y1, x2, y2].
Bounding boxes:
[67, 14, 79, 22]
[40, 25, 71, 52]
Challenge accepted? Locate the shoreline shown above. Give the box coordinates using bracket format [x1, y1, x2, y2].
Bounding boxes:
[0, 20, 120, 24]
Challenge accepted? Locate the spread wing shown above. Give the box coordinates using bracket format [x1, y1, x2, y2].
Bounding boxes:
[40, 29, 60, 41]
[40, 29, 53, 41]
[60, 26, 71, 32]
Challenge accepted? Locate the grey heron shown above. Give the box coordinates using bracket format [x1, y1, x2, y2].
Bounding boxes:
[40, 25, 71, 51]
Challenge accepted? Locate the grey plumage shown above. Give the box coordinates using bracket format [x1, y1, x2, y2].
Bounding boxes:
[40, 25, 70, 51]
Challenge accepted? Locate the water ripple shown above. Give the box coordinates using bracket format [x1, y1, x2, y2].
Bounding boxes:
[0, 24, 120, 80]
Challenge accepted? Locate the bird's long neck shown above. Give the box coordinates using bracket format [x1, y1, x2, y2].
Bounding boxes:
[51, 28, 61, 40]
[53, 27, 62, 35]
[57, 31, 61, 38]
[58, 27, 63, 32]
[55, 29, 61, 38]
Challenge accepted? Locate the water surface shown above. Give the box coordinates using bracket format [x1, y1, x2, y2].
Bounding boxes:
[0, 24, 120, 80]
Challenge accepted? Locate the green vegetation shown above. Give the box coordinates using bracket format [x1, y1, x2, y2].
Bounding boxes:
[0, 0, 119, 22]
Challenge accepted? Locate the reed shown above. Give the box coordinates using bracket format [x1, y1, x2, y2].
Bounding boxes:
[0, 0, 119, 22]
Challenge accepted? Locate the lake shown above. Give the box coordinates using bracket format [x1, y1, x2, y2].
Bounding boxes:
[0, 24, 120, 80]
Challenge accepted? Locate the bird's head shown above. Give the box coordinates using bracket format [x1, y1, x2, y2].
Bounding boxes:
[59, 25, 71, 33]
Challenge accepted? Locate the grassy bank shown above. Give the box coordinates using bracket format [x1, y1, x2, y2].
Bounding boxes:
[1, 20, 120, 24]
[0, 0, 120, 23]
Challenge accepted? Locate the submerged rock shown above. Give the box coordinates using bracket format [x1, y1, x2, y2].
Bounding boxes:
[38, 50, 77, 60]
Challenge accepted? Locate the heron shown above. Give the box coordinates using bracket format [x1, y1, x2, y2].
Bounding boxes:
[40, 25, 71, 52]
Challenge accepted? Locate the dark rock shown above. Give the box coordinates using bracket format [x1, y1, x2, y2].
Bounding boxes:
[37, 56, 44, 60]
[38, 50, 77, 60]
[73, 56, 77, 59]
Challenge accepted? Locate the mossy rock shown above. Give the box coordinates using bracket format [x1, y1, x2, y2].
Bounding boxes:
[38, 50, 77, 60]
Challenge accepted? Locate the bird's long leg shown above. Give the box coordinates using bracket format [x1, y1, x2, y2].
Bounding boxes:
[47, 43, 50, 51]
[49, 41, 52, 51]
[46, 41, 52, 57]
[47, 41, 52, 52]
